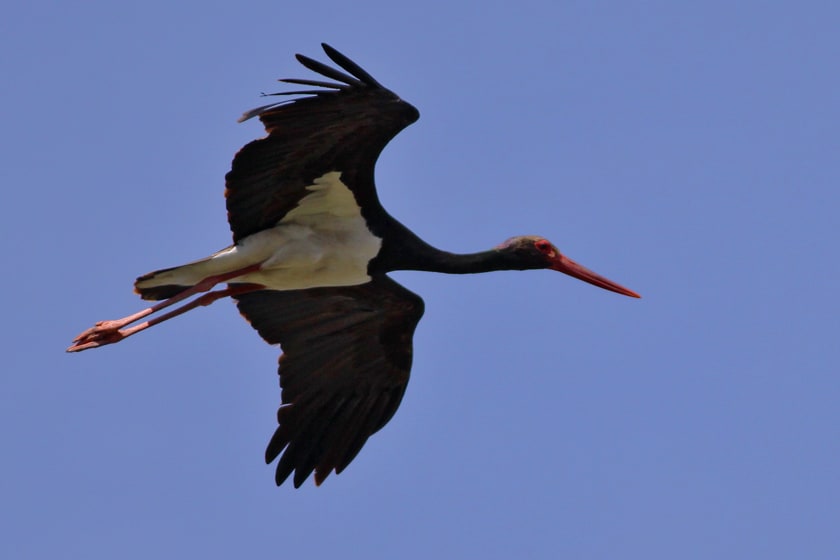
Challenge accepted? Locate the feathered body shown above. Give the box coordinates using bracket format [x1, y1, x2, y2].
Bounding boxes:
[68, 44, 639, 488]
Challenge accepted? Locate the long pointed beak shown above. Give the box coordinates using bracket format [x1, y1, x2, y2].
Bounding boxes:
[550, 254, 641, 298]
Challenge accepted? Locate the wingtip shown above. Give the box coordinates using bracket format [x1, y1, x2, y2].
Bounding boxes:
[320, 43, 338, 58]
[313, 468, 330, 486]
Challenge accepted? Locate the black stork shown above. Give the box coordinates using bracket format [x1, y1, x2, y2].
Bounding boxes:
[68, 44, 640, 487]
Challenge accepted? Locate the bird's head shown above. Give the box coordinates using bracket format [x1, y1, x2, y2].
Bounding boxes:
[497, 235, 641, 298]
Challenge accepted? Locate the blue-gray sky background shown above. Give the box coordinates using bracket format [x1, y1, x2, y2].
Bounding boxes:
[3, 1, 839, 558]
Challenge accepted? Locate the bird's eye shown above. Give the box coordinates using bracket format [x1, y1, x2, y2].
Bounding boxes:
[535, 240, 552, 253]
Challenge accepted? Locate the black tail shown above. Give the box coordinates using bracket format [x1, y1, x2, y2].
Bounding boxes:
[134, 267, 192, 301]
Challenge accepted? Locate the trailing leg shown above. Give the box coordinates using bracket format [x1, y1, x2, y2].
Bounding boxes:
[67, 264, 264, 353]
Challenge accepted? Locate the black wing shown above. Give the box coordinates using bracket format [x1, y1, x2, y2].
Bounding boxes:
[225, 43, 420, 243]
[233, 276, 425, 487]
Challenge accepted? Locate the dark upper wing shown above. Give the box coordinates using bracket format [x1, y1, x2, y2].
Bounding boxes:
[225, 43, 420, 243]
[233, 275, 425, 487]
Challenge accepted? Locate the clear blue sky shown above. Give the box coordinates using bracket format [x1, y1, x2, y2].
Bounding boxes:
[3, 1, 839, 558]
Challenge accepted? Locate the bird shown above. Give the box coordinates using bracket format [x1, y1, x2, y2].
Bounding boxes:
[67, 44, 640, 488]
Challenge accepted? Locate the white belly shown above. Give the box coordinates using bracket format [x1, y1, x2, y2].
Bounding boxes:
[226, 219, 381, 290]
[222, 171, 382, 289]
[135, 171, 382, 293]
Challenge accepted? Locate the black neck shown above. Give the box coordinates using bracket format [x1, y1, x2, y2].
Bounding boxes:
[396, 247, 517, 274]
[371, 231, 520, 275]
[367, 215, 526, 275]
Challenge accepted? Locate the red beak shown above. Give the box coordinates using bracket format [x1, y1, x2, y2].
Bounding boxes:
[550, 254, 641, 298]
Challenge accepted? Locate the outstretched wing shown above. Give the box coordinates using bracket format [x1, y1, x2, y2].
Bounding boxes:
[233, 276, 425, 487]
[225, 43, 420, 243]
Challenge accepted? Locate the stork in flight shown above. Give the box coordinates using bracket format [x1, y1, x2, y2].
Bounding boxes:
[68, 44, 640, 487]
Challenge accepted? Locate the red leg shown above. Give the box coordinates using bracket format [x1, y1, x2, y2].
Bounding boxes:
[67, 263, 264, 353]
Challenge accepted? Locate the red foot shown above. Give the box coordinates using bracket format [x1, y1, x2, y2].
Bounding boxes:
[66, 278, 265, 353]
[66, 321, 129, 352]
